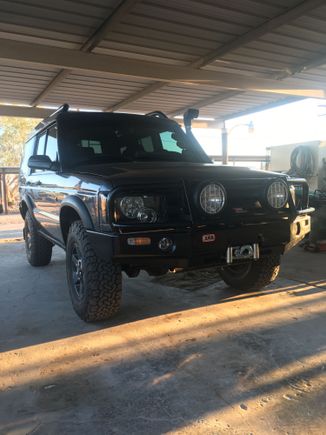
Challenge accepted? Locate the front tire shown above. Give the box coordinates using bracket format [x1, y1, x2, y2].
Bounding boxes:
[24, 211, 53, 266]
[66, 221, 122, 322]
[219, 255, 281, 291]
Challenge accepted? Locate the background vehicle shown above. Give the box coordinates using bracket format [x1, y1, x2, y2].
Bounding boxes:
[19, 105, 313, 322]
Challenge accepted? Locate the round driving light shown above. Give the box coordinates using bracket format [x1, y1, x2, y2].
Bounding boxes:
[119, 196, 144, 218]
[267, 181, 288, 209]
[200, 183, 226, 214]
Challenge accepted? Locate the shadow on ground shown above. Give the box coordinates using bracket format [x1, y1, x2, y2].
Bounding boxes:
[0, 242, 325, 433]
[1, 243, 324, 353]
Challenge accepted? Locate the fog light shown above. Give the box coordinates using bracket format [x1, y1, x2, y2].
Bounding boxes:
[158, 237, 174, 252]
[127, 237, 151, 246]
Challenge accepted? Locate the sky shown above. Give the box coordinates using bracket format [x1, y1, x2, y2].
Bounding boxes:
[193, 98, 326, 158]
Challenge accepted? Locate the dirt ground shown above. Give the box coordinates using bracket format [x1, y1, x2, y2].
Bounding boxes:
[0, 215, 325, 434]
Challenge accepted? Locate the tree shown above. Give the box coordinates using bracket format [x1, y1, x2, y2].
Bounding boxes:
[0, 117, 40, 167]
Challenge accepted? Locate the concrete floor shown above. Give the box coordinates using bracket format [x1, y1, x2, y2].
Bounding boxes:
[0, 217, 326, 434]
[0, 213, 23, 241]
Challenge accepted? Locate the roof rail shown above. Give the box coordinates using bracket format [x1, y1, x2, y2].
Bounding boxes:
[145, 110, 168, 119]
[35, 103, 69, 130]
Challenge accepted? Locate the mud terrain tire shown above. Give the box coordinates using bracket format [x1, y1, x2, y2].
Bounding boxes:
[66, 221, 122, 322]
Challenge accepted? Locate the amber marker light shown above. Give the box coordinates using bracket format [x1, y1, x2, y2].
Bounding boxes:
[127, 237, 151, 246]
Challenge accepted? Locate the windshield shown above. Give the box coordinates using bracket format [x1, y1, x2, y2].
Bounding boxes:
[58, 114, 209, 167]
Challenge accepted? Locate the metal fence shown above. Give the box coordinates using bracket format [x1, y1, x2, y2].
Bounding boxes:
[0, 167, 20, 214]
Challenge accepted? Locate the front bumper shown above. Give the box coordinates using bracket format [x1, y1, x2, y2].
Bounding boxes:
[87, 213, 311, 269]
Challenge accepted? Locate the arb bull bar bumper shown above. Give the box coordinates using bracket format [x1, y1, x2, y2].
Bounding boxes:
[88, 178, 314, 269]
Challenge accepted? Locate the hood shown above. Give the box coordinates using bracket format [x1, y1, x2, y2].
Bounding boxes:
[73, 161, 285, 188]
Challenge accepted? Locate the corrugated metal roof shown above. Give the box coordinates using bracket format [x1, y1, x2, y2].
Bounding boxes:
[0, 0, 121, 48]
[0, 0, 325, 120]
[95, 0, 299, 65]
[42, 72, 154, 109]
[0, 63, 60, 104]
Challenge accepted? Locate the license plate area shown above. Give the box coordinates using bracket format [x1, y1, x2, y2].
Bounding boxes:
[226, 243, 260, 264]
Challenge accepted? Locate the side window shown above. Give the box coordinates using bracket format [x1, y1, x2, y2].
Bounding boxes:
[31, 132, 47, 173]
[80, 139, 102, 154]
[160, 131, 182, 154]
[20, 137, 36, 176]
[140, 136, 154, 153]
[46, 126, 58, 162]
[36, 132, 47, 155]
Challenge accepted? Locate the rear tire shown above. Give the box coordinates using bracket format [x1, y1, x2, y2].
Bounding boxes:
[66, 221, 122, 322]
[219, 255, 281, 291]
[24, 211, 53, 266]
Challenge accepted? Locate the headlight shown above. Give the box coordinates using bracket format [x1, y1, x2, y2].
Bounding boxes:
[115, 195, 160, 223]
[267, 180, 289, 209]
[119, 196, 144, 219]
[200, 183, 226, 214]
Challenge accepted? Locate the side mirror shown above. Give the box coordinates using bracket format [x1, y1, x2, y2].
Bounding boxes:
[28, 155, 57, 171]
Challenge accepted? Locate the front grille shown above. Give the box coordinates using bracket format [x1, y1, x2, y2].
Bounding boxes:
[161, 184, 191, 224]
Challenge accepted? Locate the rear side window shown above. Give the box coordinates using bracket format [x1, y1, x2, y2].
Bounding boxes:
[31, 125, 59, 172]
[20, 137, 36, 177]
[36, 132, 47, 155]
[46, 125, 58, 162]
[31, 131, 48, 173]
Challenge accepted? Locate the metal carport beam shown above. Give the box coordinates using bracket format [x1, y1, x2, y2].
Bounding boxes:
[190, 0, 326, 68]
[79, 0, 140, 53]
[108, 82, 167, 112]
[0, 105, 52, 118]
[167, 91, 243, 118]
[1, 39, 326, 98]
[31, 0, 140, 106]
[168, 95, 307, 122]
[0, 105, 221, 128]
[222, 96, 305, 121]
[106, 0, 326, 111]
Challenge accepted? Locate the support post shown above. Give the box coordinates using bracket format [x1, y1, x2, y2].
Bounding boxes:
[1, 170, 8, 214]
[0, 171, 2, 214]
[221, 122, 228, 165]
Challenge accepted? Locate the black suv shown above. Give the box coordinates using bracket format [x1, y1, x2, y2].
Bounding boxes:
[19, 105, 313, 322]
